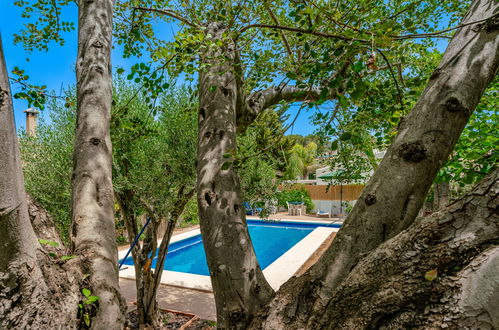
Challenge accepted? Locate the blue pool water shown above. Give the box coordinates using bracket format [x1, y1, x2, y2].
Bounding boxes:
[120, 220, 339, 276]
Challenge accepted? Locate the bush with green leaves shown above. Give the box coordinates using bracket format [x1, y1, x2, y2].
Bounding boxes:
[19, 79, 198, 242]
[19, 94, 74, 242]
[237, 109, 294, 205]
[178, 198, 199, 227]
[276, 186, 314, 213]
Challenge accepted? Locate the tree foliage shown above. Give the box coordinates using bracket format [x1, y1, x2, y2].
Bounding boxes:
[19, 93, 74, 241]
[237, 109, 294, 203]
[19, 80, 198, 241]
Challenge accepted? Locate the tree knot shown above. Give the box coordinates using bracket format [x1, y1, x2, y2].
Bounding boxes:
[430, 68, 442, 80]
[399, 140, 427, 163]
[220, 86, 231, 97]
[365, 194, 377, 206]
[445, 97, 469, 115]
[90, 137, 101, 145]
[0, 87, 9, 109]
[204, 190, 216, 206]
[229, 309, 245, 322]
[472, 15, 499, 33]
[91, 41, 104, 48]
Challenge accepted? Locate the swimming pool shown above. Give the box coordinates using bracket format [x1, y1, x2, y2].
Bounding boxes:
[119, 220, 340, 276]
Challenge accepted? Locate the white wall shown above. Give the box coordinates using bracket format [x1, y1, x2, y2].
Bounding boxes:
[312, 199, 356, 215]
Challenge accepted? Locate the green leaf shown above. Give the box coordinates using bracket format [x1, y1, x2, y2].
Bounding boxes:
[339, 132, 352, 141]
[116, 68, 124, 74]
[82, 288, 91, 298]
[38, 238, 59, 247]
[84, 313, 90, 327]
[221, 161, 232, 170]
[424, 269, 438, 281]
[352, 61, 363, 73]
[350, 81, 368, 100]
[61, 255, 76, 261]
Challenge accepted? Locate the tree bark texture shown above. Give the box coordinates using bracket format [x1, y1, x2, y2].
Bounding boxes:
[0, 35, 80, 329]
[250, 0, 499, 327]
[72, 0, 125, 327]
[197, 22, 275, 329]
[252, 169, 499, 329]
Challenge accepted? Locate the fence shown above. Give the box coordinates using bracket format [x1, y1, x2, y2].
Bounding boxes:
[282, 184, 364, 201]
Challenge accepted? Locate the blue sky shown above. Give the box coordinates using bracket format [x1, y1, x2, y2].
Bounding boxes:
[0, 2, 317, 136]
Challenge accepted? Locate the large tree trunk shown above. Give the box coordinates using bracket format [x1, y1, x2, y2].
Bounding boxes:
[197, 22, 274, 329]
[0, 35, 80, 329]
[249, 0, 499, 327]
[253, 169, 499, 329]
[71, 0, 125, 327]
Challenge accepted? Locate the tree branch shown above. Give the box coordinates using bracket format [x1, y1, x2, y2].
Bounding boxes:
[265, 4, 294, 62]
[238, 61, 350, 129]
[237, 85, 323, 130]
[303, 0, 363, 33]
[132, 7, 198, 28]
[376, 49, 403, 108]
[238, 24, 367, 42]
[239, 12, 499, 45]
[392, 12, 499, 40]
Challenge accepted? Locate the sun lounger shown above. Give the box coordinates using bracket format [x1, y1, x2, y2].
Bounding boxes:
[316, 210, 330, 218]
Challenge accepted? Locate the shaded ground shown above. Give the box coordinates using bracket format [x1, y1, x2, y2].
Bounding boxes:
[120, 278, 216, 321]
[125, 309, 215, 329]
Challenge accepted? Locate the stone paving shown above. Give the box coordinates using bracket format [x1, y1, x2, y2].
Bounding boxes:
[119, 278, 217, 321]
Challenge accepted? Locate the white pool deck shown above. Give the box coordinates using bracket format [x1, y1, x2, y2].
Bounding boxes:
[118, 219, 339, 292]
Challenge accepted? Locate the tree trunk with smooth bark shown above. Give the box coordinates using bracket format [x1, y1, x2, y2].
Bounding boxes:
[197, 22, 275, 329]
[248, 0, 499, 327]
[71, 0, 126, 327]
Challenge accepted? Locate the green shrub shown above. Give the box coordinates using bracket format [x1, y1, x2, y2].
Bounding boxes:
[276, 187, 314, 213]
[179, 198, 199, 227]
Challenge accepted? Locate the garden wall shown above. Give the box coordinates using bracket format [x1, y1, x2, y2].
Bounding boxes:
[282, 184, 364, 215]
